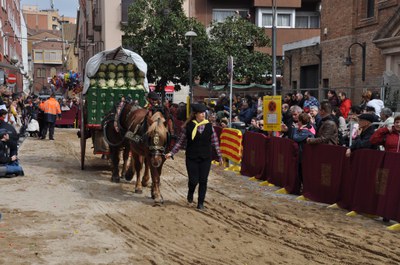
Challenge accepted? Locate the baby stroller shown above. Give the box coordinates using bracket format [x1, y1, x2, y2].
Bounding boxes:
[25, 113, 40, 137]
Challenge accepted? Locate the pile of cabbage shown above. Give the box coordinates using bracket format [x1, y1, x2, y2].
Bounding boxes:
[89, 63, 145, 90]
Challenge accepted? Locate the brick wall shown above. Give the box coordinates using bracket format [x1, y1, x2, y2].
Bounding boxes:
[283, 0, 400, 103]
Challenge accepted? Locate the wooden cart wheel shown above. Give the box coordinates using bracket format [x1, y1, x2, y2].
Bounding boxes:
[80, 98, 86, 170]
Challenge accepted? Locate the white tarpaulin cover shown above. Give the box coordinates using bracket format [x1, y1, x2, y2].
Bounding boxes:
[83, 46, 149, 95]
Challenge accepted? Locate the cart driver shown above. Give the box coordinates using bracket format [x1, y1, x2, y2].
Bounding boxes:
[146, 92, 162, 114]
[146, 91, 175, 139]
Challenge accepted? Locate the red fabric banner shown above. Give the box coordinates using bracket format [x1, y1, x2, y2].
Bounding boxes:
[302, 144, 347, 204]
[240, 132, 269, 180]
[268, 137, 299, 194]
[376, 152, 400, 222]
[349, 149, 386, 215]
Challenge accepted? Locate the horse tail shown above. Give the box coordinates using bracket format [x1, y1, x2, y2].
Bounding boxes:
[103, 117, 125, 147]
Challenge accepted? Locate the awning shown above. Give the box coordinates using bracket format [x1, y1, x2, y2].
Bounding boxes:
[196, 83, 273, 91]
[0, 62, 19, 71]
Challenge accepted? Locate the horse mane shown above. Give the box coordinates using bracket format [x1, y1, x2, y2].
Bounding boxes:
[147, 112, 168, 142]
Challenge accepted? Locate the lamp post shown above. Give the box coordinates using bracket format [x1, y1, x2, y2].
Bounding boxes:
[344, 42, 366, 81]
[185, 30, 197, 103]
[272, 0, 277, 96]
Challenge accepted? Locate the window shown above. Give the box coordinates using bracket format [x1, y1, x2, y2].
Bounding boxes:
[34, 51, 43, 62]
[50, 67, 57, 77]
[212, 9, 249, 22]
[262, 13, 291, 27]
[366, 0, 374, 18]
[323, 79, 329, 88]
[259, 9, 294, 28]
[36, 68, 46, 78]
[295, 12, 320, 28]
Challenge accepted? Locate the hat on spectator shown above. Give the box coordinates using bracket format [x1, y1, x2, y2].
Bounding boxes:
[310, 105, 319, 111]
[147, 91, 159, 100]
[191, 103, 207, 113]
[358, 113, 376, 123]
[0, 128, 12, 138]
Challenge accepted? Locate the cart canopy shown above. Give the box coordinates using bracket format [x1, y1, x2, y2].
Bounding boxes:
[83, 46, 149, 95]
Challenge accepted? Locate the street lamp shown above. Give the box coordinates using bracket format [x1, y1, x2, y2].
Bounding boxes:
[185, 30, 197, 103]
[344, 42, 366, 81]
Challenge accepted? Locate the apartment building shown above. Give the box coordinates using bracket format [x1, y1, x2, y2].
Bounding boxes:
[0, 0, 23, 91]
[184, 0, 321, 57]
[29, 30, 63, 93]
[76, 0, 130, 76]
[283, 0, 400, 109]
[22, 5, 76, 31]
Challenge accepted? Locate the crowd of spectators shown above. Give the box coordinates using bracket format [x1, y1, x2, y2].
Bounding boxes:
[0, 85, 81, 177]
[178, 90, 397, 155]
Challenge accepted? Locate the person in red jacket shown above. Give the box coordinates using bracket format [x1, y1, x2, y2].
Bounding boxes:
[338, 92, 352, 119]
[39, 93, 61, 140]
[370, 115, 400, 152]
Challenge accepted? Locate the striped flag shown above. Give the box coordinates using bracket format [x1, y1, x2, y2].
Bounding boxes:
[220, 128, 242, 164]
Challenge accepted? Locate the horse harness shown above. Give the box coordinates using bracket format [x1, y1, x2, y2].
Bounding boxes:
[120, 103, 169, 156]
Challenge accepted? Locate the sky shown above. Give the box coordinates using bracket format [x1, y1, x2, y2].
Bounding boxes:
[20, 0, 79, 18]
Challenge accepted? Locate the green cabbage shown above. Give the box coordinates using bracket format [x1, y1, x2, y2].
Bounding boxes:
[127, 78, 137, 88]
[108, 72, 116, 79]
[116, 78, 126, 87]
[98, 79, 107, 88]
[117, 64, 125, 72]
[89, 79, 97, 87]
[107, 79, 116, 88]
[125, 64, 135, 71]
[108, 63, 117, 72]
[97, 71, 106, 78]
[99, 64, 107, 72]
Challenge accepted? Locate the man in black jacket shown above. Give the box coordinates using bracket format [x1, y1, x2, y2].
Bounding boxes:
[345, 113, 377, 157]
[0, 128, 24, 176]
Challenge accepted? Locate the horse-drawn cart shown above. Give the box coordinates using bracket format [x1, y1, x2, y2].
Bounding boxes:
[79, 47, 149, 170]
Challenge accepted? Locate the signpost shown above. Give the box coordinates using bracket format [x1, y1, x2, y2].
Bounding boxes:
[263, 96, 282, 132]
[7, 74, 16, 84]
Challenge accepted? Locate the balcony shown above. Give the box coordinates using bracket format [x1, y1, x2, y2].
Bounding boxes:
[253, 0, 302, 8]
[86, 20, 94, 41]
[93, 1, 102, 31]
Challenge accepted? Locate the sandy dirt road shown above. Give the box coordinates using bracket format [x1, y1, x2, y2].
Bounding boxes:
[0, 128, 399, 265]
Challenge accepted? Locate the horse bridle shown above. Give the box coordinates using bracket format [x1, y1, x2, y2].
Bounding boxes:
[148, 131, 166, 157]
[148, 118, 168, 157]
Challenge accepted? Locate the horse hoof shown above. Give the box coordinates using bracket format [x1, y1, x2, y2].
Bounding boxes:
[141, 181, 149, 187]
[125, 173, 133, 181]
[154, 195, 164, 204]
[135, 189, 143, 194]
[111, 176, 120, 183]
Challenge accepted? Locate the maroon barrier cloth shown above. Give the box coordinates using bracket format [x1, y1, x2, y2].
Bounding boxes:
[349, 149, 386, 215]
[268, 137, 299, 194]
[302, 144, 347, 204]
[240, 132, 269, 180]
[56, 107, 78, 126]
[336, 156, 354, 211]
[376, 152, 400, 222]
[211, 126, 223, 161]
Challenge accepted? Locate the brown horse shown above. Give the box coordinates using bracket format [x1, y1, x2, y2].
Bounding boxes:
[103, 104, 138, 183]
[109, 102, 168, 204]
